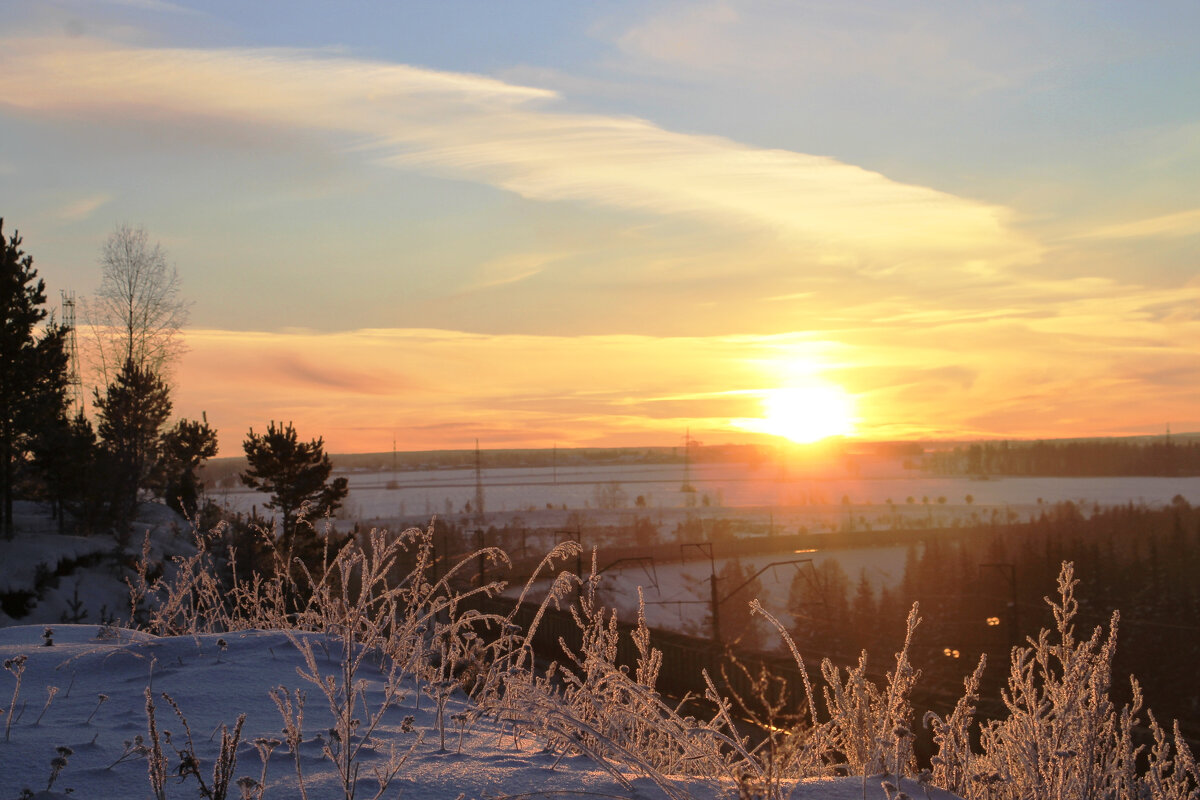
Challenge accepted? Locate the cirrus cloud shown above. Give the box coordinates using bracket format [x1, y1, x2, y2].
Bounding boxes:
[0, 35, 1035, 271]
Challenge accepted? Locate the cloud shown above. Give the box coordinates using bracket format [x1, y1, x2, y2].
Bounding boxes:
[465, 252, 564, 291]
[98, 0, 201, 14]
[174, 327, 844, 452]
[271, 354, 404, 396]
[613, 1, 1073, 95]
[56, 192, 113, 220]
[0, 35, 1035, 270]
[1072, 208, 1200, 241]
[171, 310, 1200, 453]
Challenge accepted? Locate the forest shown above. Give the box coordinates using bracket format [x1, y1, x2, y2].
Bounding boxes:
[926, 438, 1200, 476]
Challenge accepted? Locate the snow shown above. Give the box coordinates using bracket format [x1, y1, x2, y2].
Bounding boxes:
[0, 528, 115, 595]
[0, 502, 195, 628]
[0, 624, 963, 799]
[211, 461, 1200, 523]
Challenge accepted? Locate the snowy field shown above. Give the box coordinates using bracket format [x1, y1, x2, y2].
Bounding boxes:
[212, 462, 1199, 522]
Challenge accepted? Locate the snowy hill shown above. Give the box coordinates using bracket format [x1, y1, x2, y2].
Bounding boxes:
[0, 502, 194, 629]
[0, 624, 960, 799]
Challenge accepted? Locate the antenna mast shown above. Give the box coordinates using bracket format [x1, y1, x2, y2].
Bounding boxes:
[60, 290, 83, 415]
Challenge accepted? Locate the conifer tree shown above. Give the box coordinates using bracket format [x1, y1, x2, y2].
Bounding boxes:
[718, 558, 764, 649]
[30, 411, 102, 534]
[93, 359, 172, 525]
[159, 416, 218, 518]
[0, 220, 71, 538]
[241, 421, 348, 543]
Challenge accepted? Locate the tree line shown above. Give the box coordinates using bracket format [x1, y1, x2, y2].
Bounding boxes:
[926, 438, 1200, 476]
[758, 498, 1200, 739]
[0, 219, 345, 548]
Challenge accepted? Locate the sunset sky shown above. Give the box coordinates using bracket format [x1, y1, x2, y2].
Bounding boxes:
[2, 1, 1198, 454]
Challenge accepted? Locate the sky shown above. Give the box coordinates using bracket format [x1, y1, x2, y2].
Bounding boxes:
[1, 0, 1198, 454]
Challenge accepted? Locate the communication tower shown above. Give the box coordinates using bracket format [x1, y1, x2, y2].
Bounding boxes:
[60, 290, 83, 415]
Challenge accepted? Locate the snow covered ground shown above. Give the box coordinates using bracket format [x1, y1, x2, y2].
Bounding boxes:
[0, 624, 963, 800]
[0, 503, 196, 629]
[211, 461, 1200, 523]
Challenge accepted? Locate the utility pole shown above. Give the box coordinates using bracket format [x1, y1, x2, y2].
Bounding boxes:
[681, 542, 718, 643]
[474, 438, 485, 523]
[476, 528, 486, 586]
[681, 428, 696, 495]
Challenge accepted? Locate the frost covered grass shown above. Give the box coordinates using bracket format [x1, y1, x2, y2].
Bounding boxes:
[0, 515, 1197, 799]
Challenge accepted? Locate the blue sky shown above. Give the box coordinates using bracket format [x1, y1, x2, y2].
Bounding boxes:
[1, 1, 1198, 451]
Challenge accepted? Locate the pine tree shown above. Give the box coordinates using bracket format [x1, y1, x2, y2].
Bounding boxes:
[717, 558, 763, 650]
[159, 416, 218, 518]
[0, 220, 72, 538]
[241, 421, 348, 543]
[93, 359, 172, 525]
[30, 411, 102, 534]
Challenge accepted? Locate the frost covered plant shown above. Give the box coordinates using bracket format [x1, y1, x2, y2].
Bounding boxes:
[720, 647, 831, 792]
[143, 688, 168, 800]
[284, 526, 462, 800]
[34, 685, 58, 725]
[45, 744, 72, 791]
[923, 655, 985, 796]
[128, 525, 250, 635]
[240, 736, 281, 800]
[162, 692, 246, 800]
[105, 734, 149, 770]
[976, 561, 1125, 799]
[969, 561, 1200, 800]
[819, 604, 921, 779]
[494, 557, 730, 800]
[237, 775, 262, 800]
[268, 687, 309, 800]
[746, 599, 923, 794]
[85, 692, 108, 724]
[4, 654, 27, 741]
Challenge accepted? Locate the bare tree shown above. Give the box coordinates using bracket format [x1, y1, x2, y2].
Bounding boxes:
[89, 224, 189, 385]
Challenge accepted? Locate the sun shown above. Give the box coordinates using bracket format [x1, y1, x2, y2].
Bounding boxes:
[756, 385, 855, 443]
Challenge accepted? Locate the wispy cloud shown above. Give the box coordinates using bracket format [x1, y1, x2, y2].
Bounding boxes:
[0, 35, 1034, 271]
[465, 252, 564, 291]
[1072, 208, 1200, 241]
[613, 1, 1074, 95]
[55, 192, 112, 220]
[98, 0, 202, 14]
